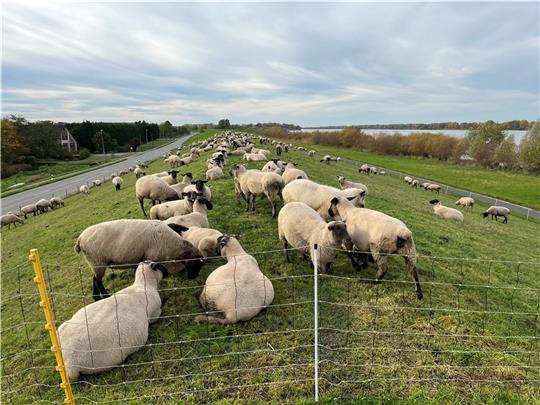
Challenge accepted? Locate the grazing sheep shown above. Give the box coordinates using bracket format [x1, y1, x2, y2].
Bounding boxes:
[455, 196, 475, 211]
[109, 173, 118, 180]
[50, 197, 65, 209]
[278, 202, 353, 273]
[426, 184, 441, 193]
[404, 176, 413, 184]
[196, 235, 274, 324]
[230, 164, 284, 218]
[75, 219, 204, 300]
[36, 199, 52, 214]
[282, 179, 366, 220]
[482, 206, 510, 223]
[421, 182, 431, 189]
[93, 179, 102, 187]
[276, 144, 282, 156]
[80, 185, 90, 194]
[183, 179, 212, 201]
[134, 167, 146, 178]
[429, 199, 464, 222]
[370, 166, 377, 174]
[119, 169, 129, 176]
[111, 176, 123, 191]
[180, 227, 223, 258]
[20, 204, 38, 219]
[1, 213, 24, 229]
[58, 262, 165, 380]
[328, 196, 423, 300]
[337, 176, 368, 195]
[359, 164, 371, 174]
[282, 163, 308, 185]
[167, 155, 182, 168]
[320, 155, 332, 164]
[411, 180, 419, 188]
[164, 197, 213, 228]
[135, 175, 180, 216]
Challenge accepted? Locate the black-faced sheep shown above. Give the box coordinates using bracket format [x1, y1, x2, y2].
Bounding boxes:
[429, 199, 464, 222]
[482, 206, 510, 223]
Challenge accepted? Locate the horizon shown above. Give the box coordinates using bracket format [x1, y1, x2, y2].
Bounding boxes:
[2, 2, 539, 125]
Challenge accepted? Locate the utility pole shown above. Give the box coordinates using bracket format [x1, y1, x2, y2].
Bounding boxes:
[100, 129, 106, 157]
[145, 128, 148, 144]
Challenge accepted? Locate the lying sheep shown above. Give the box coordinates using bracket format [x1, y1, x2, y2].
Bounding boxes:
[1, 213, 24, 229]
[196, 235, 274, 324]
[429, 199, 464, 222]
[183, 179, 212, 201]
[80, 185, 90, 194]
[59, 261, 165, 380]
[135, 175, 180, 216]
[180, 226, 223, 258]
[230, 164, 284, 218]
[75, 219, 204, 300]
[112, 176, 123, 191]
[50, 197, 65, 209]
[36, 199, 52, 213]
[337, 176, 368, 195]
[164, 197, 213, 228]
[20, 204, 38, 219]
[379, 170, 386, 175]
[243, 153, 267, 162]
[328, 196, 423, 300]
[149, 191, 199, 220]
[455, 196, 474, 210]
[278, 202, 353, 273]
[282, 179, 365, 220]
[482, 206, 510, 223]
[282, 163, 308, 185]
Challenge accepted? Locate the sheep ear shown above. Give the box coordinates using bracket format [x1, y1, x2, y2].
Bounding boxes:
[167, 223, 189, 235]
[204, 200, 213, 210]
[359, 190, 366, 197]
[330, 197, 339, 205]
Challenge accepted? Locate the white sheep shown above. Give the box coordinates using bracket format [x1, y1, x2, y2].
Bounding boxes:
[429, 199, 464, 222]
[328, 196, 423, 300]
[149, 190, 199, 220]
[455, 196, 474, 211]
[308, 150, 316, 158]
[35, 198, 52, 213]
[320, 155, 332, 164]
[58, 261, 164, 381]
[379, 170, 386, 175]
[404, 176, 413, 184]
[135, 175, 180, 216]
[411, 180, 419, 188]
[359, 164, 371, 174]
[337, 176, 368, 195]
[112, 176, 123, 191]
[170, 172, 193, 196]
[196, 236, 274, 324]
[134, 167, 145, 178]
[262, 160, 283, 174]
[79, 185, 90, 194]
[278, 202, 353, 273]
[179, 226, 223, 258]
[426, 184, 441, 193]
[370, 166, 377, 174]
[164, 197, 213, 228]
[243, 153, 267, 162]
[93, 179, 102, 187]
[206, 165, 224, 180]
[50, 197, 65, 209]
[282, 179, 366, 220]
[20, 204, 38, 219]
[482, 206, 510, 223]
[160, 170, 180, 186]
[1, 213, 24, 229]
[183, 179, 212, 201]
[282, 163, 308, 185]
[75, 219, 204, 299]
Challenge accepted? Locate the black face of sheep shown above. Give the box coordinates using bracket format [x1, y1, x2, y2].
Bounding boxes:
[150, 262, 169, 278]
[328, 197, 340, 217]
[197, 198, 213, 210]
[182, 191, 199, 202]
[430, 199, 440, 205]
[186, 258, 204, 279]
[168, 170, 179, 179]
[191, 180, 208, 191]
[216, 235, 230, 256]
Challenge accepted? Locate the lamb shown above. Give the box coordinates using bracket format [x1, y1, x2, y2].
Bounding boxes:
[135, 175, 180, 216]
[337, 176, 368, 195]
[243, 153, 267, 162]
[328, 196, 423, 300]
[149, 191, 199, 220]
[320, 155, 331, 164]
[20, 204, 38, 219]
[134, 167, 146, 178]
[426, 184, 441, 193]
[112, 176, 123, 191]
[50, 197, 65, 209]
[230, 164, 285, 218]
[482, 206, 510, 223]
[278, 202, 353, 273]
[58, 261, 165, 380]
[75, 219, 204, 299]
[164, 197, 213, 228]
[80, 185, 90, 194]
[282, 179, 366, 220]
[1, 213, 24, 229]
[282, 163, 308, 185]
[36, 199, 52, 214]
[455, 196, 474, 211]
[196, 235, 274, 324]
[429, 199, 464, 222]
[179, 227, 223, 258]
[183, 179, 212, 201]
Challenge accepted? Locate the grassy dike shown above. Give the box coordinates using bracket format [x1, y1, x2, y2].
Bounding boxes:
[1, 129, 538, 403]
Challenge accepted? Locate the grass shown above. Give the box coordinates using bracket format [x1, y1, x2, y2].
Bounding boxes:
[286, 143, 540, 210]
[1, 129, 539, 403]
[137, 138, 176, 152]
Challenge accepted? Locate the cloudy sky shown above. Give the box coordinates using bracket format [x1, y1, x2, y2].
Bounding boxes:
[2, 2, 538, 126]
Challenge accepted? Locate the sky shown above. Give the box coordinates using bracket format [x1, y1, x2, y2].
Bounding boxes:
[2, 2, 539, 126]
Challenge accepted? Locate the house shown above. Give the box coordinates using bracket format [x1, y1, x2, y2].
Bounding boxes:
[59, 125, 78, 153]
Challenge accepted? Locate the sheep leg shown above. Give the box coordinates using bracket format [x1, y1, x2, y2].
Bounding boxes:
[283, 240, 291, 263]
[244, 192, 251, 212]
[251, 195, 256, 211]
[97, 278, 110, 299]
[372, 254, 388, 282]
[404, 256, 423, 300]
[138, 197, 147, 217]
[503, 215, 508, 224]
[346, 251, 363, 270]
[269, 197, 276, 218]
[92, 276, 102, 301]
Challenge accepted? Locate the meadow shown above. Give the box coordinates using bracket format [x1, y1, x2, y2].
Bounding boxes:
[1, 129, 539, 403]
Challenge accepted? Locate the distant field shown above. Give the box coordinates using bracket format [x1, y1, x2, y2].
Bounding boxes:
[137, 137, 175, 152]
[1, 129, 538, 403]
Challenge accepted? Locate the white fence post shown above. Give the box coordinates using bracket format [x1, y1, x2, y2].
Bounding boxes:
[313, 244, 319, 402]
[527, 208, 530, 221]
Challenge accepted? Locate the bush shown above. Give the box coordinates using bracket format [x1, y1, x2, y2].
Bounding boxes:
[79, 148, 90, 160]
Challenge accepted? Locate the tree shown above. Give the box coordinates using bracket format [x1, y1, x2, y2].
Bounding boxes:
[19, 120, 66, 159]
[1, 118, 29, 165]
[494, 135, 518, 168]
[466, 122, 506, 166]
[520, 120, 540, 171]
[92, 130, 115, 153]
[159, 120, 174, 138]
[217, 119, 231, 129]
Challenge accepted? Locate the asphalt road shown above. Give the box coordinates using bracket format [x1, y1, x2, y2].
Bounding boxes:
[1, 136, 190, 215]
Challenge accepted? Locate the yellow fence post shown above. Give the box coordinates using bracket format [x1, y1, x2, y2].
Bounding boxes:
[29, 249, 76, 405]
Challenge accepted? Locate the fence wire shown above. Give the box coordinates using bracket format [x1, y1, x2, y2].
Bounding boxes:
[1, 248, 539, 403]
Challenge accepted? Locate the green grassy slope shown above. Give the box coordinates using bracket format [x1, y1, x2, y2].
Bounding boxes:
[1, 130, 539, 403]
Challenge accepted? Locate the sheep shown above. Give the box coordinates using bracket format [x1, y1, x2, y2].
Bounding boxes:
[50, 197, 65, 209]
[196, 235, 274, 324]
[426, 184, 441, 193]
[35, 198, 52, 214]
[251, 148, 271, 157]
[278, 202, 353, 273]
[379, 170, 387, 176]
[337, 176, 368, 195]
[160, 170, 180, 186]
[320, 155, 331, 164]
[109, 173, 118, 180]
[455, 196, 475, 211]
[179, 227, 223, 258]
[167, 155, 182, 168]
[308, 150, 316, 158]
[229, 149, 246, 156]
[119, 169, 129, 176]
[282, 179, 366, 220]
[170, 172, 193, 196]
[262, 160, 283, 175]
[230, 164, 284, 218]
[243, 153, 267, 162]
[206, 165, 224, 180]
[93, 179, 102, 187]
[149, 191, 199, 220]
[20, 204, 38, 219]
[328, 196, 423, 300]
[134, 167, 145, 178]
[128, 166, 135, 172]
[482, 206, 510, 223]
[80, 185, 90, 194]
[112, 176, 123, 191]
[359, 164, 371, 174]
[411, 180, 419, 188]
[1, 213, 24, 229]
[153, 171, 169, 177]
[135, 175, 180, 216]
[370, 166, 377, 174]
[58, 261, 165, 381]
[183, 179, 212, 201]
[75, 219, 204, 300]
[164, 197, 213, 228]
[282, 163, 308, 185]
[421, 182, 431, 189]
[404, 176, 413, 184]
[276, 144, 283, 156]
[429, 199, 464, 222]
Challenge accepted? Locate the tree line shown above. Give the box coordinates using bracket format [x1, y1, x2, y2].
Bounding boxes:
[304, 120, 532, 131]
